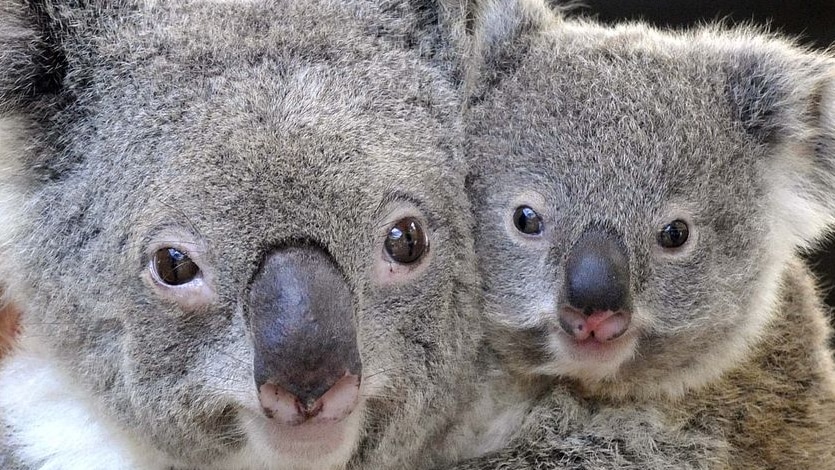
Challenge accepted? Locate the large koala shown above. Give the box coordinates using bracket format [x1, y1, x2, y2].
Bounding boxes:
[454, 0, 835, 467]
[0, 1, 480, 469]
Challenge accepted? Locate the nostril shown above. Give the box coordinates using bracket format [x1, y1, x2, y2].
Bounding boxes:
[259, 373, 361, 425]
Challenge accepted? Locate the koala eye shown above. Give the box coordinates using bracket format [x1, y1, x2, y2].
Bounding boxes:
[513, 206, 543, 235]
[656, 220, 689, 249]
[384, 217, 428, 264]
[152, 247, 201, 285]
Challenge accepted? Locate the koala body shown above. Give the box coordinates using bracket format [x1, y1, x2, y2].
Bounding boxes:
[456, 1, 835, 467]
[0, 1, 481, 469]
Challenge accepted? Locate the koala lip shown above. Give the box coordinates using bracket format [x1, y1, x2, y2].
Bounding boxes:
[255, 373, 362, 454]
[557, 307, 632, 344]
[259, 372, 361, 426]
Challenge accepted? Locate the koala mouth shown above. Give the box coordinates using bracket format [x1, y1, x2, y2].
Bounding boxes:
[557, 307, 632, 344]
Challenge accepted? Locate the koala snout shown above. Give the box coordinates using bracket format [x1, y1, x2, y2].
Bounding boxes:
[248, 247, 362, 425]
[559, 229, 632, 342]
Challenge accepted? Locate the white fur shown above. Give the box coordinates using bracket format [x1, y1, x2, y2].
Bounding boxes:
[537, 332, 640, 383]
[0, 338, 170, 470]
[0, 335, 366, 470]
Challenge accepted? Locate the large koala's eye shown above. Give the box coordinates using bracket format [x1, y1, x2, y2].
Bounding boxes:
[152, 247, 201, 285]
[656, 220, 690, 249]
[384, 217, 428, 264]
[513, 206, 543, 235]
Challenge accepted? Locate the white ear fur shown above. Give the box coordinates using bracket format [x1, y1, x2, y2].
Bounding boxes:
[768, 69, 835, 247]
[473, 0, 557, 51]
[464, 0, 559, 102]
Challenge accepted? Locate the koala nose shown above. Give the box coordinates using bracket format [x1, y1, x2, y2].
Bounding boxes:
[558, 229, 633, 343]
[249, 246, 362, 426]
[564, 229, 630, 313]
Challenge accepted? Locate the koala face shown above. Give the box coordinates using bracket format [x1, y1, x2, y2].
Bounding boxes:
[0, 1, 477, 468]
[467, 18, 835, 399]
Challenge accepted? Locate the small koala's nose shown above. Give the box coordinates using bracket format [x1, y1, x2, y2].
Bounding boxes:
[564, 229, 630, 314]
[249, 247, 361, 426]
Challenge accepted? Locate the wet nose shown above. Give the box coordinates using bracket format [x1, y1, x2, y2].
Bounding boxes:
[249, 246, 362, 425]
[564, 229, 630, 314]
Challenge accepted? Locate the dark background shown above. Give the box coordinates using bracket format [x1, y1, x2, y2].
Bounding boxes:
[570, 0, 835, 308]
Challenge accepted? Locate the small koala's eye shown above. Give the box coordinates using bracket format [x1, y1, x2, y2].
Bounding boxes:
[384, 218, 428, 264]
[513, 206, 543, 235]
[152, 247, 200, 285]
[656, 220, 690, 249]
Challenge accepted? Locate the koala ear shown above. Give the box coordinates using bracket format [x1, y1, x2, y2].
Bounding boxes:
[0, 1, 69, 116]
[0, 2, 72, 246]
[465, 0, 559, 100]
[725, 45, 833, 143]
[726, 44, 835, 245]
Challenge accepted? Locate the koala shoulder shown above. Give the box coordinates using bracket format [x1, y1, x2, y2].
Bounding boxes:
[672, 260, 835, 468]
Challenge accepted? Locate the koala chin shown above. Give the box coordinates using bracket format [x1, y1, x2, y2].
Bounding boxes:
[0, 1, 479, 469]
[456, 0, 835, 467]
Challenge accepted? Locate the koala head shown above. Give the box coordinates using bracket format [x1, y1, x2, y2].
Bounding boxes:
[0, 1, 478, 468]
[465, 6, 835, 400]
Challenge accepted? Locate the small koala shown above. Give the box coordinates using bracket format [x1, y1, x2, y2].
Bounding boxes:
[454, 0, 835, 467]
[0, 1, 481, 469]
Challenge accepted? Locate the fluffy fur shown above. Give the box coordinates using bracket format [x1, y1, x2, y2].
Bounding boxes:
[0, 1, 481, 469]
[455, 1, 835, 467]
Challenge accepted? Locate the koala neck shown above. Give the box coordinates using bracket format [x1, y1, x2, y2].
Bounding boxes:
[429, 342, 548, 465]
[668, 260, 835, 468]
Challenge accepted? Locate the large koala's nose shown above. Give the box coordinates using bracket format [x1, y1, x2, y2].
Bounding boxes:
[249, 247, 361, 426]
[559, 229, 633, 343]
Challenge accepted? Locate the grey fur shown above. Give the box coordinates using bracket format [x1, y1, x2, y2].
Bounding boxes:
[0, 1, 481, 469]
[454, 1, 835, 468]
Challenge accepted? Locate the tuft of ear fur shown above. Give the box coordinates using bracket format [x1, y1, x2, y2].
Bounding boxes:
[0, 1, 70, 116]
[724, 43, 830, 143]
[464, 0, 559, 102]
[725, 43, 835, 247]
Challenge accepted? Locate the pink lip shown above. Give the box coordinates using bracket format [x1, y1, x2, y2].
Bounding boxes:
[550, 323, 635, 361]
[558, 307, 632, 342]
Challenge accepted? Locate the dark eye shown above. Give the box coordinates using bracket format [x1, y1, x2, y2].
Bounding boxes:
[384, 218, 428, 264]
[657, 220, 689, 249]
[152, 248, 200, 285]
[513, 206, 543, 235]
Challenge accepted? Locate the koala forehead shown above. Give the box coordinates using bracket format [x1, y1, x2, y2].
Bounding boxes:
[469, 25, 770, 231]
[43, 0, 461, 262]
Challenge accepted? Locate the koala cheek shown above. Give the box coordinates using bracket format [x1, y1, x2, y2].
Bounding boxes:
[372, 246, 434, 286]
[487, 277, 558, 328]
[143, 271, 217, 312]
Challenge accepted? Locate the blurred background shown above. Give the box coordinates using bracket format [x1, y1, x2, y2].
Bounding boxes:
[569, 0, 835, 308]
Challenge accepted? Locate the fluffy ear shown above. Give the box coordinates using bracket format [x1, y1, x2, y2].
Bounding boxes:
[464, 0, 559, 100]
[726, 44, 835, 246]
[0, 1, 68, 117]
[0, 1, 71, 275]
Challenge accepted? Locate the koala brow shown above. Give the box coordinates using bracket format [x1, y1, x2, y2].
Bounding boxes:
[374, 189, 437, 229]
